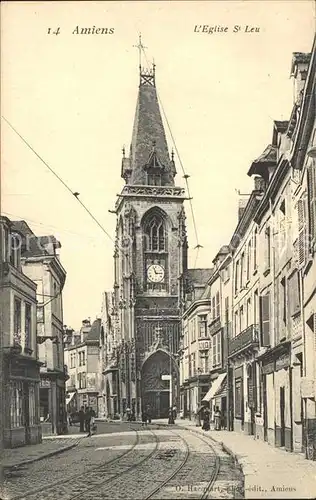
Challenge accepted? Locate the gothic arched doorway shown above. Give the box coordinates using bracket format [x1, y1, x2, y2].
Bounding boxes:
[141, 349, 178, 419]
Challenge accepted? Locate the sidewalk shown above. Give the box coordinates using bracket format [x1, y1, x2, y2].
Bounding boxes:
[156, 418, 316, 499]
[1, 433, 82, 470]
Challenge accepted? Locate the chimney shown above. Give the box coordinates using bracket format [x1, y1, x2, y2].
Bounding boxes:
[291, 52, 311, 105]
[81, 318, 92, 343]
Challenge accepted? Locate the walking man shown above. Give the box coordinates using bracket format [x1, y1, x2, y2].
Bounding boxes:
[85, 407, 92, 437]
[78, 406, 85, 433]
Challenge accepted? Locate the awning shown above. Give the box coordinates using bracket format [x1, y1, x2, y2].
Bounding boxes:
[66, 392, 76, 406]
[202, 373, 227, 402]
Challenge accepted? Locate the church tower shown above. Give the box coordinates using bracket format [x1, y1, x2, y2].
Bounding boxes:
[112, 61, 188, 419]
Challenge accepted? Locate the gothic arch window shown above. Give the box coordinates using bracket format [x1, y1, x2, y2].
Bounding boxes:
[144, 215, 165, 252]
[142, 208, 169, 293]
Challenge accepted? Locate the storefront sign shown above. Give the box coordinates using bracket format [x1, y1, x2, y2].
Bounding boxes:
[198, 340, 211, 351]
[261, 360, 274, 375]
[275, 352, 290, 371]
[40, 378, 51, 388]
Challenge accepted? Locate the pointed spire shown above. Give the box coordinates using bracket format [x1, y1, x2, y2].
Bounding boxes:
[122, 59, 176, 186]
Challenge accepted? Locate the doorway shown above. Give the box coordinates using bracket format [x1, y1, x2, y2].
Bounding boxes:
[280, 386, 285, 447]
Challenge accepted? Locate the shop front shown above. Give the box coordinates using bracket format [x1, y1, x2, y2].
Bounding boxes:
[258, 341, 292, 451]
[3, 349, 42, 448]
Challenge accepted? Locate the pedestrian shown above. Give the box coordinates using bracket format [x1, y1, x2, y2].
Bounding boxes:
[202, 407, 211, 431]
[214, 406, 221, 430]
[90, 407, 96, 433]
[67, 410, 72, 426]
[146, 404, 152, 424]
[85, 407, 92, 436]
[141, 408, 147, 427]
[168, 407, 174, 424]
[78, 406, 85, 433]
[126, 407, 131, 422]
[172, 404, 177, 421]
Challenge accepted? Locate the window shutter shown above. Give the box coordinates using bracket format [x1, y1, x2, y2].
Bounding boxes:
[307, 163, 316, 249]
[289, 272, 300, 317]
[297, 197, 307, 267]
[259, 293, 270, 347]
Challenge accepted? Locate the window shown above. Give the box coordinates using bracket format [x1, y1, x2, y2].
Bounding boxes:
[259, 292, 271, 347]
[10, 381, 24, 427]
[25, 303, 32, 349]
[297, 195, 307, 267]
[239, 305, 244, 332]
[254, 289, 259, 325]
[235, 261, 239, 294]
[192, 352, 196, 375]
[1, 225, 8, 262]
[279, 200, 286, 249]
[264, 227, 271, 270]
[10, 233, 21, 269]
[198, 315, 207, 337]
[240, 253, 245, 288]
[144, 216, 165, 252]
[253, 228, 258, 271]
[212, 331, 222, 367]
[81, 372, 86, 389]
[14, 297, 22, 344]
[246, 298, 251, 327]
[281, 277, 287, 326]
[148, 173, 161, 186]
[246, 240, 251, 281]
[215, 292, 220, 318]
[200, 353, 209, 373]
[234, 378, 243, 419]
[224, 296, 229, 325]
[234, 310, 239, 336]
[307, 162, 316, 248]
[28, 384, 37, 425]
[212, 296, 216, 320]
[289, 271, 300, 317]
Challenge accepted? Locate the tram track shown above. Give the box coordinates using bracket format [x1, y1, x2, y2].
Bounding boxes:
[8, 426, 144, 500]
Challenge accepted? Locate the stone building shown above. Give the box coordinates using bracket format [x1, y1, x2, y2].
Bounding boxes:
[203, 246, 231, 426]
[179, 269, 213, 419]
[12, 221, 68, 435]
[110, 64, 189, 419]
[1, 217, 41, 447]
[64, 319, 101, 416]
[290, 45, 316, 459]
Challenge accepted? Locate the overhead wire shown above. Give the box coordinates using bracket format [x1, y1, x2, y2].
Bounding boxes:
[141, 47, 203, 268]
[1, 116, 129, 260]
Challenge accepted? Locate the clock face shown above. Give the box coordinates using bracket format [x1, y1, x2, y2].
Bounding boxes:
[147, 264, 165, 283]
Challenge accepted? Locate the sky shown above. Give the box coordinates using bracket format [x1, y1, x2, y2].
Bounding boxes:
[1, 0, 315, 329]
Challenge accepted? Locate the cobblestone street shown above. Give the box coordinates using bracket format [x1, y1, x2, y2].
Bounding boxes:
[1, 423, 243, 500]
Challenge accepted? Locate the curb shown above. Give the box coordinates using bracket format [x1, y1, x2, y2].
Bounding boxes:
[3, 441, 79, 472]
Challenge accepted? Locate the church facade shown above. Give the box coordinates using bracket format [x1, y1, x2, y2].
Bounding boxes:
[103, 65, 188, 419]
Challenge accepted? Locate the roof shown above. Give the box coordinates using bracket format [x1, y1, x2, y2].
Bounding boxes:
[124, 66, 176, 186]
[11, 220, 60, 258]
[186, 268, 214, 286]
[290, 52, 311, 76]
[247, 144, 277, 179]
[86, 318, 101, 342]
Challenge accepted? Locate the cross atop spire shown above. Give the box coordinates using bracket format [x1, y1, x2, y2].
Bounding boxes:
[133, 33, 147, 71]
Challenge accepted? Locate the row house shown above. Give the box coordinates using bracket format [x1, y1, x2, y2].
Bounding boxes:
[64, 318, 101, 416]
[179, 269, 213, 419]
[290, 45, 316, 459]
[202, 246, 231, 426]
[13, 221, 68, 436]
[228, 40, 316, 459]
[1, 217, 41, 447]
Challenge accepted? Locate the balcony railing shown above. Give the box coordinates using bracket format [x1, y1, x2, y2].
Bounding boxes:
[228, 324, 259, 357]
